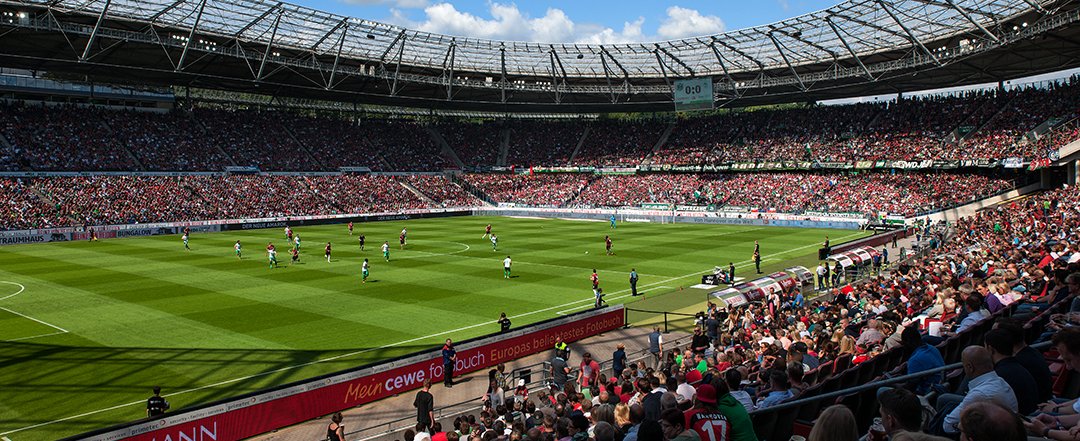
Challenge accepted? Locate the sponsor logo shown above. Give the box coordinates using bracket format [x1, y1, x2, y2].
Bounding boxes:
[149, 423, 218, 441]
[241, 221, 289, 230]
[0, 235, 47, 245]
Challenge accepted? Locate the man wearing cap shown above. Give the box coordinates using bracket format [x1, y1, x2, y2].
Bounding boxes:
[684, 384, 732, 441]
[676, 371, 702, 405]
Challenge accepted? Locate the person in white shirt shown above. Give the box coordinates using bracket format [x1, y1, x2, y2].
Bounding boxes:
[937, 346, 1017, 435]
[412, 423, 431, 441]
[503, 255, 512, 279]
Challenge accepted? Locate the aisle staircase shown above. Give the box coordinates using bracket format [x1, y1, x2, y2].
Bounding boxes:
[422, 125, 465, 169]
[397, 179, 437, 205]
[566, 126, 592, 165]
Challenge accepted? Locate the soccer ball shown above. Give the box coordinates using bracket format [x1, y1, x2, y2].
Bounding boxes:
[585, 251, 589, 254]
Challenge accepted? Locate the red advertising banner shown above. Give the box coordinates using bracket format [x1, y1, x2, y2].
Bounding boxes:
[76, 307, 625, 441]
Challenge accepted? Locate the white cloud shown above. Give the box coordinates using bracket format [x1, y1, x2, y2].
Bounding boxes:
[342, 0, 430, 8]
[778, 0, 791, 11]
[395, 2, 724, 44]
[656, 6, 725, 39]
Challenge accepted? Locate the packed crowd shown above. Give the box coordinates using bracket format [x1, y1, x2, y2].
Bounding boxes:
[0, 175, 474, 229]
[462, 174, 592, 207]
[559, 172, 1014, 216]
[1, 81, 1077, 172]
[400, 184, 1080, 441]
[505, 120, 585, 168]
[438, 121, 503, 169]
[0, 171, 1020, 230]
[572, 121, 667, 167]
[404, 175, 482, 208]
[0, 103, 139, 171]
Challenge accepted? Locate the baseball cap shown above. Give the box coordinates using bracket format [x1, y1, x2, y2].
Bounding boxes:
[695, 384, 718, 404]
[685, 369, 703, 385]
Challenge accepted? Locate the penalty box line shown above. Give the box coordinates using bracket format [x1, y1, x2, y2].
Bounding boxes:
[0, 281, 70, 342]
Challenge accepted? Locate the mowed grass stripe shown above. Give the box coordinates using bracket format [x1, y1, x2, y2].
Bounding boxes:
[0, 216, 867, 440]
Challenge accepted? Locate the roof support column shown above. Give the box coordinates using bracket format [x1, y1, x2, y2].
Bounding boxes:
[599, 49, 617, 104]
[1020, 0, 1046, 13]
[877, 0, 939, 63]
[326, 22, 347, 89]
[549, 50, 561, 104]
[499, 45, 507, 103]
[390, 34, 406, 96]
[175, 0, 207, 72]
[80, 0, 111, 61]
[256, 7, 282, 81]
[653, 49, 674, 98]
[945, 0, 999, 42]
[825, 17, 873, 79]
[443, 40, 456, 100]
[767, 32, 806, 90]
[708, 41, 737, 96]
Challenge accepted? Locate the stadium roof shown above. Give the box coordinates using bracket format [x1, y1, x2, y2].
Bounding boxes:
[0, 0, 1079, 112]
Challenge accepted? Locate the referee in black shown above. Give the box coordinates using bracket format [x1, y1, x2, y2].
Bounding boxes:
[147, 386, 170, 418]
[498, 312, 512, 333]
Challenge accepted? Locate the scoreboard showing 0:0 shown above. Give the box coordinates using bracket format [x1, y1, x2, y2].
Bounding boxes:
[673, 77, 715, 111]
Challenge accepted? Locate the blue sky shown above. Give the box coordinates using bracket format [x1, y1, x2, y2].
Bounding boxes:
[295, 0, 840, 43]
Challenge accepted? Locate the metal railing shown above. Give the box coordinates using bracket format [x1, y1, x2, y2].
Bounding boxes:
[349, 333, 696, 441]
[750, 340, 1051, 416]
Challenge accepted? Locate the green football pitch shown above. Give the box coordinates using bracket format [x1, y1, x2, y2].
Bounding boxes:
[0, 216, 869, 440]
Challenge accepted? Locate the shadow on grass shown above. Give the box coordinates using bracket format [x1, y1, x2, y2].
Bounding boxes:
[0, 340, 436, 433]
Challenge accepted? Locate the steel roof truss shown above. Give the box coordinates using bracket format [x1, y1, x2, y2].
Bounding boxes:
[656, 44, 694, 77]
[945, 0, 1000, 42]
[877, 0, 940, 64]
[147, 0, 187, 24]
[233, 2, 279, 40]
[767, 31, 807, 90]
[714, 39, 764, 70]
[707, 41, 739, 97]
[175, 0, 207, 71]
[80, 0, 111, 61]
[1020, 0, 1046, 13]
[255, 6, 281, 80]
[389, 33, 405, 96]
[326, 21, 347, 89]
[826, 17, 873, 79]
[442, 39, 455, 100]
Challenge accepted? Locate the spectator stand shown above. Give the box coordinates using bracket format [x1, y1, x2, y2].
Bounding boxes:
[324, 330, 697, 441]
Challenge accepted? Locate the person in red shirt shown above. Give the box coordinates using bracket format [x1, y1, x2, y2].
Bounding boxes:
[325, 242, 332, 263]
[578, 352, 601, 388]
[684, 384, 732, 441]
[348, 222, 353, 235]
[605, 235, 614, 255]
[591, 270, 599, 290]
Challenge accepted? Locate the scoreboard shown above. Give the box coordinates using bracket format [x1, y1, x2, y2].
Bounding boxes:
[673, 77, 715, 111]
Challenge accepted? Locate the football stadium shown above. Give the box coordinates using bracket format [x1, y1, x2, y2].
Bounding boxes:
[0, 0, 1079, 440]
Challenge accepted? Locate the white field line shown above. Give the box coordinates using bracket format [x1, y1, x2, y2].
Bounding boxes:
[4, 331, 68, 343]
[0, 281, 25, 301]
[0, 230, 861, 436]
[0, 281, 70, 338]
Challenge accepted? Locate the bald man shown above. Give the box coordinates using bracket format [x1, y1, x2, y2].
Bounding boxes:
[959, 401, 1026, 441]
[938, 346, 1018, 435]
